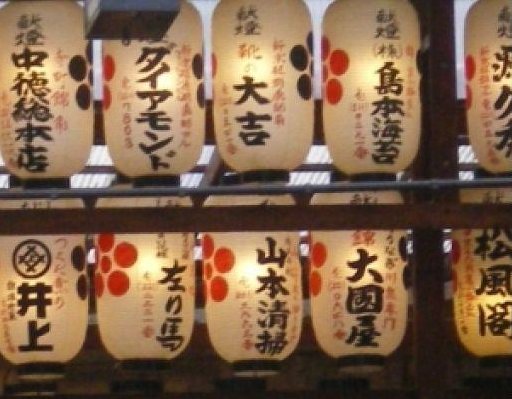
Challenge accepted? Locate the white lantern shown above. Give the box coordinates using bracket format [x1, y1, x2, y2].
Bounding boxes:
[466, 0, 512, 173]
[202, 195, 303, 376]
[309, 191, 408, 371]
[212, 0, 314, 172]
[453, 188, 512, 357]
[0, 0, 93, 179]
[0, 199, 88, 379]
[323, 0, 420, 175]
[102, 0, 204, 178]
[95, 197, 195, 361]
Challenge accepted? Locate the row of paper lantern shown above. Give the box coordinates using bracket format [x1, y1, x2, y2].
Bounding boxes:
[0, 0, 509, 379]
[0, 0, 509, 182]
[0, 186, 509, 377]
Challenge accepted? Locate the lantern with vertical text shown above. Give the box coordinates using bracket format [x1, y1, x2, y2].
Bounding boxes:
[102, 0, 204, 178]
[309, 191, 408, 370]
[322, 0, 420, 175]
[466, 0, 512, 173]
[202, 195, 303, 375]
[94, 197, 195, 361]
[0, 0, 93, 179]
[0, 200, 88, 377]
[212, 0, 313, 172]
[453, 188, 512, 357]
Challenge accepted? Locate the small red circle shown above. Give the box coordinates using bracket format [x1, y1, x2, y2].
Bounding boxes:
[103, 85, 112, 110]
[330, 49, 349, 76]
[114, 242, 138, 268]
[452, 239, 461, 265]
[103, 55, 115, 81]
[202, 234, 215, 259]
[98, 233, 114, 253]
[204, 262, 213, 280]
[321, 36, 330, 61]
[212, 54, 217, 78]
[326, 79, 343, 105]
[210, 276, 228, 302]
[465, 55, 476, 81]
[465, 85, 472, 110]
[214, 247, 235, 273]
[100, 256, 112, 273]
[95, 273, 104, 298]
[107, 270, 130, 296]
[310, 271, 322, 297]
[311, 242, 327, 268]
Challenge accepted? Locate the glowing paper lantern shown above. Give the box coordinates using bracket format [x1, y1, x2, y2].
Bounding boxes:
[323, 0, 420, 175]
[466, 0, 512, 173]
[0, 199, 88, 378]
[212, 0, 314, 172]
[202, 195, 303, 375]
[95, 197, 195, 361]
[453, 188, 512, 357]
[309, 191, 408, 370]
[102, 0, 204, 177]
[0, 0, 93, 179]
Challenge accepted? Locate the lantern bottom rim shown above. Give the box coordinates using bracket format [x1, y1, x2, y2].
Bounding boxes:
[232, 360, 281, 378]
[337, 355, 385, 374]
[17, 362, 65, 381]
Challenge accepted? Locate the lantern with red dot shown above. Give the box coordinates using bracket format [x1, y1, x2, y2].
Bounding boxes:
[452, 188, 512, 357]
[322, 0, 420, 175]
[94, 197, 196, 362]
[0, 199, 88, 379]
[0, 0, 93, 179]
[212, 0, 314, 173]
[466, 0, 512, 173]
[102, 0, 204, 178]
[309, 191, 409, 371]
[202, 195, 303, 376]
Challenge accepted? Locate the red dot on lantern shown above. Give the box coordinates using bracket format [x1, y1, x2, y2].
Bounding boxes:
[103, 85, 112, 110]
[210, 276, 228, 302]
[204, 262, 213, 280]
[100, 256, 112, 273]
[330, 49, 349, 76]
[452, 239, 461, 265]
[311, 242, 327, 268]
[310, 271, 322, 297]
[326, 79, 343, 105]
[465, 55, 476, 81]
[321, 36, 330, 61]
[214, 247, 235, 273]
[107, 270, 130, 296]
[465, 85, 472, 110]
[95, 273, 104, 298]
[98, 233, 114, 253]
[114, 242, 138, 268]
[202, 234, 215, 259]
[103, 55, 115, 81]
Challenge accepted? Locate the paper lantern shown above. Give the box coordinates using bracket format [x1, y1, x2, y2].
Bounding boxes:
[212, 0, 314, 172]
[323, 0, 420, 175]
[0, 0, 93, 179]
[95, 197, 195, 361]
[453, 188, 512, 357]
[102, 0, 204, 178]
[0, 199, 88, 378]
[466, 0, 512, 173]
[309, 191, 408, 370]
[202, 195, 303, 376]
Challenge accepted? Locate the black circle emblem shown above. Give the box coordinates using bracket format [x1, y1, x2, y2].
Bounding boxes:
[13, 239, 51, 279]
